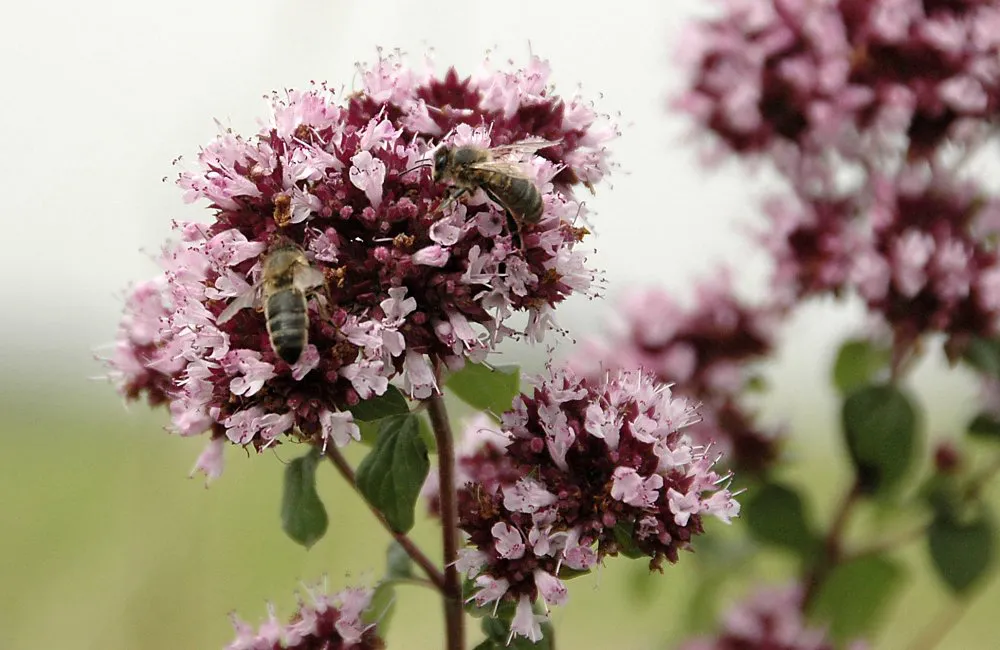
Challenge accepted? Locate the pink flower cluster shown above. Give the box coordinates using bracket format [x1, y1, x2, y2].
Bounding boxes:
[763, 166, 1000, 351]
[106, 52, 615, 478]
[569, 274, 782, 474]
[676, 584, 867, 650]
[679, 1, 1000, 355]
[226, 584, 382, 650]
[455, 366, 740, 642]
[678, 0, 1000, 165]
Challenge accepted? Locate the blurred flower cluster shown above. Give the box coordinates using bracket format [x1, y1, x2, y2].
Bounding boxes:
[678, 0, 1000, 164]
[763, 167, 1000, 353]
[227, 584, 382, 650]
[570, 272, 783, 474]
[105, 52, 614, 477]
[677, 585, 866, 650]
[668, 2, 1000, 648]
[679, 0, 1000, 358]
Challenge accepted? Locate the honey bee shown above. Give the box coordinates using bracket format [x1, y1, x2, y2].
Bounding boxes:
[216, 243, 326, 364]
[430, 139, 560, 238]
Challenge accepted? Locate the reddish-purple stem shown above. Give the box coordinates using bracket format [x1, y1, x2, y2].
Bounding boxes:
[426, 394, 465, 650]
[323, 446, 446, 593]
[802, 480, 862, 610]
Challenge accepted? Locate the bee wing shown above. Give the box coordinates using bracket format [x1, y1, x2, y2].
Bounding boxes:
[293, 264, 326, 293]
[467, 160, 531, 179]
[488, 138, 562, 158]
[216, 285, 261, 324]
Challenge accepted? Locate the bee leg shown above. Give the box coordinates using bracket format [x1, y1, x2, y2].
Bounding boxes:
[437, 187, 468, 215]
[505, 211, 524, 251]
[311, 277, 334, 322]
[314, 294, 331, 321]
[483, 187, 524, 251]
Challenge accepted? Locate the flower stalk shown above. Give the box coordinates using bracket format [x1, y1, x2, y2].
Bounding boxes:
[324, 445, 446, 593]
[802, 480, 862, 611]
[425, 393, 465, 650]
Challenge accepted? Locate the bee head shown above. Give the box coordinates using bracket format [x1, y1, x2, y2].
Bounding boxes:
[267, 234, 298, 252]
[432, 146, 452, 181]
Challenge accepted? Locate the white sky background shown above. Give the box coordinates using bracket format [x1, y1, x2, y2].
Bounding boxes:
[0, 0, 976, 427]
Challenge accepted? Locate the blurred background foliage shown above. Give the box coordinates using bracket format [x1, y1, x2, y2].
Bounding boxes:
[3, 354, 999, 648]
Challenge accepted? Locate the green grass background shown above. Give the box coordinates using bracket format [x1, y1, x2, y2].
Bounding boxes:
[3, 373, 999, 650]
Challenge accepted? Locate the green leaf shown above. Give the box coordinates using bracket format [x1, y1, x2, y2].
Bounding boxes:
[612, 522, 646, 560]
[355, 414, 429, 533]
[280, 448, 328, 548]
[842, 384, 920, 495]
[472, 641, 499, 650]
[348, 385, 410, 421]
[386, 540, 414, 580]
[928, 511, 996, 594]
[446, 362, 520, 419]
[968, 412, 1000, 441]
[417, 413, 437, 452]
[481, 617, 508, 642]
[833, 338, 891, 395]
[361, 581, 396, 635]
[350, 386, 411, 447]
[809, 555, 906, 642]
[742, 482, 819, 557]
[921, 474, 962, 516]
[356, 420, 380, 446]
[962, 336, 1000, 379]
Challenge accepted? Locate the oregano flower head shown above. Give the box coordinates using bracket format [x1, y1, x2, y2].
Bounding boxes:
[454, 364, 740, 642]
[105, 52, 615, 479]
[226, 584, 383, 650]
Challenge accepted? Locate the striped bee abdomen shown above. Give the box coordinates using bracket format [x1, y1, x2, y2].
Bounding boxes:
[500, 176, 543, 223]
[265, 289, 308, 364]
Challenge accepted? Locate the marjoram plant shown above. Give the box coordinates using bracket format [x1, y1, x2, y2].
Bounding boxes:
[104, 1, 1000, 646]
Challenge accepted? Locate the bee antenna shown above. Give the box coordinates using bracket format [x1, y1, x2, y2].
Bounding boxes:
[398, 161, 432, 177]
